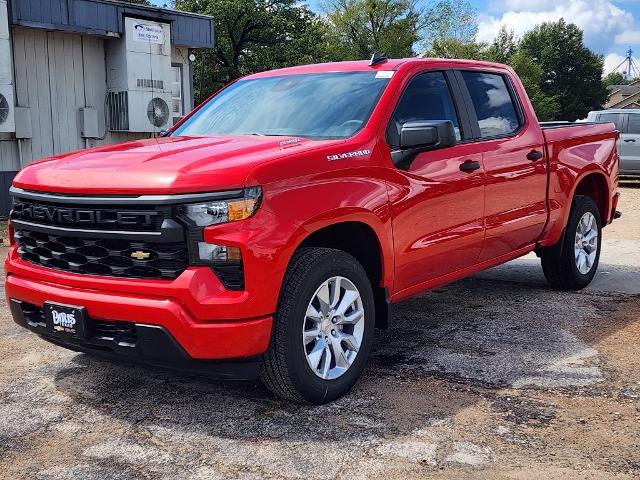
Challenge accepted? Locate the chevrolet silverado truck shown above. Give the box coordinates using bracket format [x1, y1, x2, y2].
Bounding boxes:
[6, 58, 620, 404]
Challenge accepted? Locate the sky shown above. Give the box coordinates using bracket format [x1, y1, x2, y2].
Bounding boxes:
[151, 0, 640, 76]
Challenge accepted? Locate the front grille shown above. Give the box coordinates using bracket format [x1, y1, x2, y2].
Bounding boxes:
[15, 229, 189, 280]
[11, 199, 169, 231]
[10, 188, 247, 289]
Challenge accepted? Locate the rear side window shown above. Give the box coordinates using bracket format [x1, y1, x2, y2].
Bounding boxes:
[627, 114, 640, 134]
[596, 113, 623, 131]
[388, 71, 462, 147]
[461, 71, 521, 138]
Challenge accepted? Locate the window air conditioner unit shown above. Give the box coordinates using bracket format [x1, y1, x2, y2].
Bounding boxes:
[106, 17, 173, 133]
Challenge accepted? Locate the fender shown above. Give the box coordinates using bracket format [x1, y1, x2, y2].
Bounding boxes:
[537, 131, 617, 249]
[538, 167, 612, 250]
[282, 207, 394, 292]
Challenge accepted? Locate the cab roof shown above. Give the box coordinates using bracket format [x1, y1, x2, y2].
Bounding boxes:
[245, 58, 513, 79]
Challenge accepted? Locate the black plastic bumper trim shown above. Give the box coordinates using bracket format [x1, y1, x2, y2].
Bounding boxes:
[10, 299, 261, 380]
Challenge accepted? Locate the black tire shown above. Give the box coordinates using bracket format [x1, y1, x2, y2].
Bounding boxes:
[259, 247, 375, 404]
[541, 195, 602, 290]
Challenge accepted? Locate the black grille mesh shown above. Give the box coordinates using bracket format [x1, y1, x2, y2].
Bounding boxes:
[15, 229, 189, 280]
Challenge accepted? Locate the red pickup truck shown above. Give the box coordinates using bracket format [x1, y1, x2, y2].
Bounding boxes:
[6, 58, 620, 403]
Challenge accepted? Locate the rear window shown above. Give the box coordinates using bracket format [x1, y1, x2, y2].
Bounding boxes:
[627, 114, 640, 134]
[596, 113, 623, 131]
[461, 71, 521, 138]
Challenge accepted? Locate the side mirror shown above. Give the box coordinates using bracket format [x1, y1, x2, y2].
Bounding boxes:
[392, 120, 457, 169]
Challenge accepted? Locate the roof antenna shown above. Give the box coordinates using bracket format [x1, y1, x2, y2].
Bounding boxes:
[369, 51, 388, 67]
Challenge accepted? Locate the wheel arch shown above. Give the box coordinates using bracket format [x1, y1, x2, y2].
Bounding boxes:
[287, 215, 394, 329]
[572, 171, 610, 224]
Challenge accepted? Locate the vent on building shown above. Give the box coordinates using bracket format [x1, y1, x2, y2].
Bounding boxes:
[137, 79, 164, 90]
[147, 97, 170, 128]
[0, 93, 8, 125]
[107, 91, 129, 131]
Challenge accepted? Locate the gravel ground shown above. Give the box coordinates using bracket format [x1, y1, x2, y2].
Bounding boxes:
[1, 185, 639, 479]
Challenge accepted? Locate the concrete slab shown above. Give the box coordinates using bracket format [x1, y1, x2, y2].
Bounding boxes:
[474, 238, 640, 295]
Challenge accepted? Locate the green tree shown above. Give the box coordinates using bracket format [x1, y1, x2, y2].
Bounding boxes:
[176, 0, 329, 101]
[324, 0, 476, 59]
[426, 37, 487, 59]
[518, 19, 607, 120]
[485, 26, 516, 64]
[509, 52, 560, 121]
[324, 0, 422, 59]
[602, 71, 632, 88]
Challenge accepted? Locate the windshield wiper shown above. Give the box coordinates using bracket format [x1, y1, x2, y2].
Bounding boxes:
[247, 133, 311, 139]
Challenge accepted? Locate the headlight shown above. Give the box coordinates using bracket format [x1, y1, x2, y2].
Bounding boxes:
[181, 187, 262, 227]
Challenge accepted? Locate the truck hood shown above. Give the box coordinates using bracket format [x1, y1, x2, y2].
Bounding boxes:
[13, 135, 330, 195]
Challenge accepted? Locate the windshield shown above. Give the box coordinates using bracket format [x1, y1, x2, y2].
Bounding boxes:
[172, 72, 391, 140]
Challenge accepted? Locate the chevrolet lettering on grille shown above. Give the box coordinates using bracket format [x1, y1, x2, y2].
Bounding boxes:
[12, 201, 159, 227]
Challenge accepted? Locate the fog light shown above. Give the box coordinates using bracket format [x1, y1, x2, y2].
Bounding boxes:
[197, 242, 242, 262]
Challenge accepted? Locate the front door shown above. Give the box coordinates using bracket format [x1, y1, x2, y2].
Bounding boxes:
[456, 70, 548, 261]
[387, 71, 486, 295]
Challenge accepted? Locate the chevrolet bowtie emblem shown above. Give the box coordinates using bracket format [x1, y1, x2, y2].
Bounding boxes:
[130, 251, 151, 260]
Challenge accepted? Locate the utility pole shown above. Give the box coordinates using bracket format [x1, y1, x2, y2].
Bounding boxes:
[609, 48, 640, 80]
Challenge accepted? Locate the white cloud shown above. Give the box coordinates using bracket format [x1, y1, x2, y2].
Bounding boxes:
[615, 30, 640, 44]
[476, 0, 634, 54]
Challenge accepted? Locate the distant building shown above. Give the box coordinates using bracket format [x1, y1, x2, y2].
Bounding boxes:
[0, 0, 214, 214]
[606, 81, 640, 109]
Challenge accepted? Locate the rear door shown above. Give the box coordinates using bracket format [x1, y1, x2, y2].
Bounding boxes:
[617, 113, 640, 174]
[455, 70, 548, 261]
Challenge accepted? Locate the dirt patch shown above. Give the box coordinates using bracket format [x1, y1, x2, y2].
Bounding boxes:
[0, 185, 639, 479]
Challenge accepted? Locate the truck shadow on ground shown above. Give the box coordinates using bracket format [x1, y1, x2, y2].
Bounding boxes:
[49, 275, 639, 445]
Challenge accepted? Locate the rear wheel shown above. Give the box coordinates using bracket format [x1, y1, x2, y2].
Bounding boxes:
[541, 195, 602, 290]
[259, 247, 375, 404]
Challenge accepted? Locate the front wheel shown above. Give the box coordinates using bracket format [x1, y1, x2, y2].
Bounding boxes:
[541, 195, 602, 290]
[259, 247, 375, 404]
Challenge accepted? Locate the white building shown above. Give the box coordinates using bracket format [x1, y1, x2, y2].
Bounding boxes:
[0, 0, 214, 213]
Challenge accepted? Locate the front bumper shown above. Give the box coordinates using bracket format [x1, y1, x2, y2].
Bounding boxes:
[6, 247, 273, 366]
[9, 299, 262, 379]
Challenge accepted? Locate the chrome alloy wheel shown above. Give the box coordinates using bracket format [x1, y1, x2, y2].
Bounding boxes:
[302, 276, 365, 380]
[574, 211, 598, 275]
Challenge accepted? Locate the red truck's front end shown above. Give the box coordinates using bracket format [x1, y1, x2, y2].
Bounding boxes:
[4, 61, 397, 388]
[4, 136, 316, 379]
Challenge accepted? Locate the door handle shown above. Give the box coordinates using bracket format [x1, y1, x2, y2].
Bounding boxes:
[459, 160, 481, 173]
[527, 150, 544, 161]
[624, 139, 636, 142]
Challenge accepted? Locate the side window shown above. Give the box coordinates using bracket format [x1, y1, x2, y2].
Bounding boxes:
[626, 114, 640, 134]
[461, 71, 521, 138]
[596, 113, 623, 131]
[388, 71, 461, 147]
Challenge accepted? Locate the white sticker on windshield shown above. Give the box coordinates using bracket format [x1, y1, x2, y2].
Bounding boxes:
[375, 71, 394, 79]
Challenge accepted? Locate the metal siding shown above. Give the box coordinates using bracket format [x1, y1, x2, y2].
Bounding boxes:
[0, 141, 18, 171]
[11, 29, 32, 163]
[35, 30, 53, 158]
